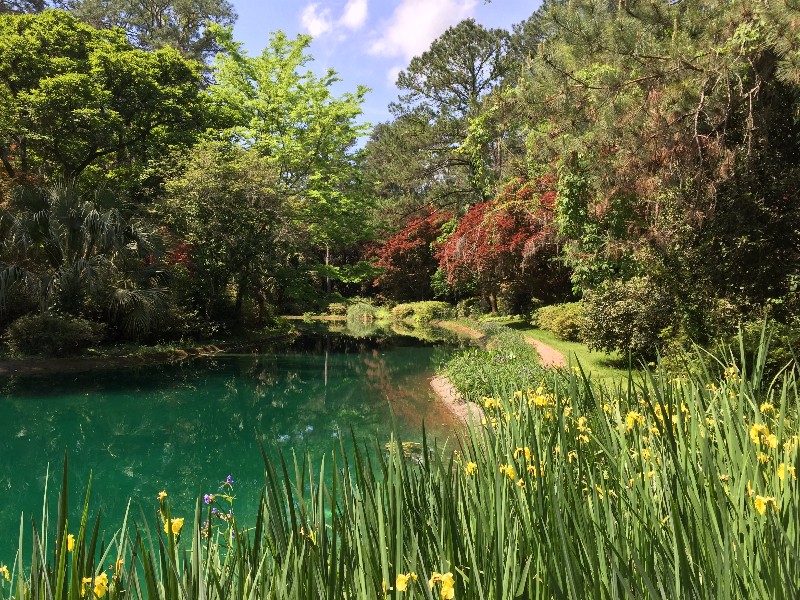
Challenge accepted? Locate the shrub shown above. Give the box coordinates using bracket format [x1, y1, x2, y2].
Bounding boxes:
[346, 302, 378, 324]
[391, 303, 415, 321]
[534, 302, 586, 341]
[391, 301, 453, 324]
[582, 276, 673, 358]
[6, 313, 105, 357]
[415, 301, 453, 323]
[456, 297, 482, 318]
[726, 315, 800, 381]
[327, 302, 347, 316]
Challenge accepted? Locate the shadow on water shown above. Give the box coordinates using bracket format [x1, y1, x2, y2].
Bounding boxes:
[0, 328, 463, 555]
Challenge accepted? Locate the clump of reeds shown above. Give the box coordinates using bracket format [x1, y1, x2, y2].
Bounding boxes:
[2, 336, 797, 599]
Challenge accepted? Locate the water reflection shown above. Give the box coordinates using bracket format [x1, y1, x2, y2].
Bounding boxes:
[0, 332, 460, 555]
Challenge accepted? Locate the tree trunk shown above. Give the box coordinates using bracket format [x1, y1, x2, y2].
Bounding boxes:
[325, 243, 332, 295]
[234, 275, 247, 322]
[256, 286, 268, 326]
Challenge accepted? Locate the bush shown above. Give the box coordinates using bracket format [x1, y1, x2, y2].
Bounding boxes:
[327, 302, 347, 316]
[534, 302, 586, 341]
[726, 315, 800, 381]
[456, 297, 482, 318]
[6, 313, 105, 357]
[346, 302, 378, 324]
[391, 303, 415, 321]
[391, 301, 453, 324]
[582, 276, 673, 359]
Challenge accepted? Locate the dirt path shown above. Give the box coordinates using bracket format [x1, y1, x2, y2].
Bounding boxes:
[524, 337, 567, 368]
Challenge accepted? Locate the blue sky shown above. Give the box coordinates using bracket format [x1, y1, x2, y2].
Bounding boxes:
[230, 0, 541, 127]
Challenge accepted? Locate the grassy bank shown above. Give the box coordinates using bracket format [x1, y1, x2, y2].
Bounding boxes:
[2, 336, 797, 599]
[519, 326, 633, 384]
[441, 321, 547, 401]
[0, 323, 297, 375]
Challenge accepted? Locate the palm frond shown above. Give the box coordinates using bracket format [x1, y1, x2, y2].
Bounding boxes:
[109, 286, 169, 339]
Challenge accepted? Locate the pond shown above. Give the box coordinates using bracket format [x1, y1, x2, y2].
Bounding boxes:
[0, 329, 463, 556]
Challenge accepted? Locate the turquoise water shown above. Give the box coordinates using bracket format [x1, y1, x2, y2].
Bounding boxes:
[0, 332, 460, 555]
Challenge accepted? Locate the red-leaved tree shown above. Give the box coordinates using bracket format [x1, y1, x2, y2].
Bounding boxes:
[372, 207, 452, 300]
[438, 177, 565, 313]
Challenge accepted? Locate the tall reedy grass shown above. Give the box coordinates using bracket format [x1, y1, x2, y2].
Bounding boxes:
[1, 335, 797, 599]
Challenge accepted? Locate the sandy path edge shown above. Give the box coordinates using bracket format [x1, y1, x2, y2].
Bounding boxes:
[430, 376, 484, 425]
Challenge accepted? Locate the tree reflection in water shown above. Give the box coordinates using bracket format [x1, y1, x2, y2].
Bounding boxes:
[0, 331, 461, 555]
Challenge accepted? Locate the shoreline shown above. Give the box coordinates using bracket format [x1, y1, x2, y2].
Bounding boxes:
[430, 375, 484, 425]
[0, 334, 295, 377]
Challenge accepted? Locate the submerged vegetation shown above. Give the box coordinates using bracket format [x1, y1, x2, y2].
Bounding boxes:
[1, 338, 797, 599]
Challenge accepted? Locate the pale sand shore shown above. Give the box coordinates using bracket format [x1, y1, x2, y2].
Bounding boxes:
[430, 375, 484, 425]
[431, 321, 565, 424]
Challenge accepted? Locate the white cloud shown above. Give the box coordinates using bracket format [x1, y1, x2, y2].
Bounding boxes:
[386, 65, 402, 87]
[301, 4, 333, 38]
[339, 0, 368, 30]
[368, 0, 478, 60]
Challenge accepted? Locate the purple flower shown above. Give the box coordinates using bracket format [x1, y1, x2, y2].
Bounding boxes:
[211, 507, 218, 515]
[203, 494, 214, 504]
[225, 475, 234, 485]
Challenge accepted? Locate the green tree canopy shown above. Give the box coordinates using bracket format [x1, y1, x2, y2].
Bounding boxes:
[365, 18, 513, 221]
[518, 0, 800, 324]
[0, 9, 207, 185]
[161, 141, 284, 322]
[208, 29, 373, 274]
[58, 0, 236, 63]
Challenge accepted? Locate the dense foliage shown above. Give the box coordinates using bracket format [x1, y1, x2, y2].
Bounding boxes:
[365, 0, 800, 358]
[371, 208, 450, 301]
[0, 10, 371, 348]
[0, 10, 205, 186]
[436, 177, 567, 314]
[1, 0, 798, 361]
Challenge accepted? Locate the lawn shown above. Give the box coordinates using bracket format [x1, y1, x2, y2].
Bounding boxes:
[505, 322, 637, 386]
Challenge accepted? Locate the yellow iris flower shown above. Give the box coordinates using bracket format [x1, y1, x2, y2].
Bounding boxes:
[79, 574, 107, 598]
[499, 464, 516, 480]
[395, 572, 418, 591]
[164, 518, 185, 535]
[429, 572, 455, 599]
[753, 495, 778, 516]
[93, 573, 109, 598]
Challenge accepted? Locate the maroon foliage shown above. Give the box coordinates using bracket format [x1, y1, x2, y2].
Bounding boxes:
[372, 207, 451, 301]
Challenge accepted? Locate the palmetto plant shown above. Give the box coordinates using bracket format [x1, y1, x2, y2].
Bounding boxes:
[0, 183, 168, 338]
